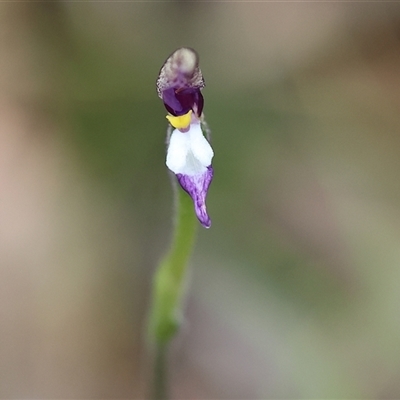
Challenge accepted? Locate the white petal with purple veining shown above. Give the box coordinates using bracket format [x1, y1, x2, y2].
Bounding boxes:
[166, 122, 213, 175]
[166, 121, 214, 228]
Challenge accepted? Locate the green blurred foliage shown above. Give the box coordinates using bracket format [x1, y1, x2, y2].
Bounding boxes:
[2, 2, 400, 398]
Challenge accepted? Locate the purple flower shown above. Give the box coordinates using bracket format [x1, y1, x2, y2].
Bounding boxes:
[157, 48, 214, 228]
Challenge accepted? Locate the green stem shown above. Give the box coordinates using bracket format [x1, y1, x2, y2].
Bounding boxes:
[148, 183, 198, 399]
[152, 343, 167, 400]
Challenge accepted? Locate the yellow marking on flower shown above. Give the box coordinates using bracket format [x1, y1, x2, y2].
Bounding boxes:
[166, 110, 192, 130]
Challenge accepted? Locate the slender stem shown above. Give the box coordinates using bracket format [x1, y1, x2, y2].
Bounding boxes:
[152, 343, 167, 400]
[148, 183, 198, 399]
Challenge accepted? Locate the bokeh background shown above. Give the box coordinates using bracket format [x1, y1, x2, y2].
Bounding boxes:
[1, 2, 400, 398]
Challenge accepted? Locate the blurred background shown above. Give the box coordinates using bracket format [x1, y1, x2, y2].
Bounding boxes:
[1, 2, 400, 398]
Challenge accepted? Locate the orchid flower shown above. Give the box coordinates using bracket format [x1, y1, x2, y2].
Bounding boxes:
[156, 48, 214, 228]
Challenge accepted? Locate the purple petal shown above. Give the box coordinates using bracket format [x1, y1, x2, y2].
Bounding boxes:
[176, 166, 213, 228]
[162, 87, 204, 117]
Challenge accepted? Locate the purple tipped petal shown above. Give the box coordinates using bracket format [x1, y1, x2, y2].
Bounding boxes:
[176, 166, 213, 228]
[162, 87, 204, 117]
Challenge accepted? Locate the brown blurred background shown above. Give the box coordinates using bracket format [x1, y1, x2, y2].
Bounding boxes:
[1, 2, 400, 398]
